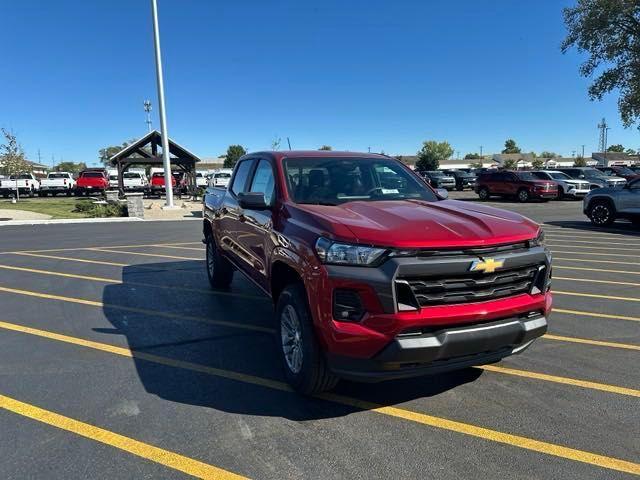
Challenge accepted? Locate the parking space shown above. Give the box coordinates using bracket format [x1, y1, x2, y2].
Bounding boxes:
[0, 213, 638, 479]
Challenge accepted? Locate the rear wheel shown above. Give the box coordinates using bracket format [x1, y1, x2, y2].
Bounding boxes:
[478, 187, 490, 201]
[277, 284, 338, 395]
[588, 201, 615, 226]
[517, 188, 530, 203]
[205, 234, 233, 288]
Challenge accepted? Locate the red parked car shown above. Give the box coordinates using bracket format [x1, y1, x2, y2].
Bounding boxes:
[150, 172, 177, 196]
[75, 169, 109, 196]
[203, 151, 552, 394]
[475, 170, 558, 202]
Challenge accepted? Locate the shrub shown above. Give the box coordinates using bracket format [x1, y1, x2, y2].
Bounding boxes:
[74, 201, 127, 218]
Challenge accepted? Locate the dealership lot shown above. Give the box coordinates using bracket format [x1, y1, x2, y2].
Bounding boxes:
[0, 202, 638, 479]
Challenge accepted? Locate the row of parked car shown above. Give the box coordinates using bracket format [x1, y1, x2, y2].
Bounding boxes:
[0, 168, 234, 198]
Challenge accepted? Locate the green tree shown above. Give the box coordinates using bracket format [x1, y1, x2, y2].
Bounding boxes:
[464, 152, 481, 160]
[531, 158, 545, 169]
[502, 139, 521, 154]
[469, 160, 483, 169]
[574, 155, 588, 167]
[223, 145, 247, 169]
[503, 159, 518, 170]
[98, 138, 137, 166]
[625, 148, 637, 155]
[562, 0, 640, 127]
[539, 151, 558, 158]
[415, 140, 453, 171]
[607, 144, 625, 152]
[56, 161, 87, 174]
[319, 145, 332, 151]
[0, 129, 30, 200]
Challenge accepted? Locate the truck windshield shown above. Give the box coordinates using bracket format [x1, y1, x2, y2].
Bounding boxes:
[284, 157, 438, 205]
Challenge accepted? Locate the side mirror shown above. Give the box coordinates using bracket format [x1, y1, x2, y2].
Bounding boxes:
[436, 188, 449, 199]
[238, 192, 270, 210]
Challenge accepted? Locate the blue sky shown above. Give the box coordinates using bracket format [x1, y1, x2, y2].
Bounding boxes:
[0, 0, 637, 166]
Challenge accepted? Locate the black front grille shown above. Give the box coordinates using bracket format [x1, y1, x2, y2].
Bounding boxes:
[398, 265, 540, 306]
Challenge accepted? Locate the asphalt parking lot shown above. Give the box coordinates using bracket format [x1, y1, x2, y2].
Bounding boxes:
[0, 198, 638, 479]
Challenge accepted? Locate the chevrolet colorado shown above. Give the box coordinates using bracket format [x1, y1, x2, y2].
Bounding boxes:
[203, 151, 552, 394]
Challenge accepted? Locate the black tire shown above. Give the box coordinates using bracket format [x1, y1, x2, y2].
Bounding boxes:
[517, 188, 530, 203]
[277, 284, 339, 395]
[205, 234, 233, 288]
[631, 217, 640, 228]
[588, 200, 615, 226]
[456, 184, 463, 191]
[478, 187, 490, 201]
[66, 190, 72, 197]
[38, 192, 45, 197]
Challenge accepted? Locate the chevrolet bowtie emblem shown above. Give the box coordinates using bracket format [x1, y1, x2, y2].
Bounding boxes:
[469, 258, 505, 274]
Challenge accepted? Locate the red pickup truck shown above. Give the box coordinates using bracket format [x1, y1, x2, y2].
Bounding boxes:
[76, 170, 109, 196]
[203, 151, 552, 394]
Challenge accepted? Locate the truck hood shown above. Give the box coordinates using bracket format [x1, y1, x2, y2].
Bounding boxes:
[296, 199, 539, 248]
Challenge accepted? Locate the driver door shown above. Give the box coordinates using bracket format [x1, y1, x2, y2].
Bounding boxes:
[619, 179, 640, 214]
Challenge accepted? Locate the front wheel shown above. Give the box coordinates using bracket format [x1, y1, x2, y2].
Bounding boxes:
[517, 189, 530, 203]
[589, 201, 615, 226]
[205, 234, 233, 288]
[478, 187, 490, 201]
[277, 284, 339, 395]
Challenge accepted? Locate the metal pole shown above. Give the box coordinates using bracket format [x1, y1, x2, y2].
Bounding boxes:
[151, 0, 174, 208]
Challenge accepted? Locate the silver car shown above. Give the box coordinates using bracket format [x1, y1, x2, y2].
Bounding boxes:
[583, 177, 640, 226]
[532, 170, 591, 199]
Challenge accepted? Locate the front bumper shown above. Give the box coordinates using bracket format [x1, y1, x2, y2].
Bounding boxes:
[327, 314, 547, 381]
[308, 245, 553, 380]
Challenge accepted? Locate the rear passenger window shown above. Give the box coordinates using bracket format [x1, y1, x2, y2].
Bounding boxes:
[249, 160, 275, 205]
[230, 160, 254, 195]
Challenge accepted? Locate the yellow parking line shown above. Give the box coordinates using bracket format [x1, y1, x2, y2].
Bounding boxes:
[554, 308, 640, 323]
[554, 265, 640, 276]
[0, 393, 246, 480]
[1, 319, 638, 476]
[554, 256, 640, 266]
[14, 251, 129, 267]
[0, 285, 274, 334]
[548, 243, 640, 252]
[555, 290, 640, 303]
[0, 264, 266, 301]
[543, 334, 640, 351]
[2, 242, 202, 255]
[554, 276, 640, 287]
[545, 236, 640, 246]
[551, 250, 638, 258]
[478, 365, 639, 397]
[154, 245, 204, 251]
[89, 248, 202, 261]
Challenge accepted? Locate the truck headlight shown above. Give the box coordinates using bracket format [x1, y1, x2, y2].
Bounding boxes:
[529, 230, 545, 247]
[315, 237, 387, 266]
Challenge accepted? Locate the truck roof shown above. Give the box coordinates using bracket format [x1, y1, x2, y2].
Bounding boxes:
[246, 150, 389, 161]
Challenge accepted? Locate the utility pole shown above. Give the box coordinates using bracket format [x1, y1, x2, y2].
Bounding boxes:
[144, 100, 153, 132]
[368, 146, 371, 153]
[479, 145, 483, 158]
[150, 0, 175, 208]
[581, 144, 585, 158]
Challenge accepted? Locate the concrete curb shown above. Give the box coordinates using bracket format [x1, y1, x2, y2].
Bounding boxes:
[0, 216, 202, 226]
[0, 217, 144, 226]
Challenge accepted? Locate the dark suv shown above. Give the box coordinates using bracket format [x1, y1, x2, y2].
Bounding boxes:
[443, 169, 477, 191]
[475, 171, 558, 202]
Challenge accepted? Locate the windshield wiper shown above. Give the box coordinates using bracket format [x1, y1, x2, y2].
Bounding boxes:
[299, 201, 339, 206]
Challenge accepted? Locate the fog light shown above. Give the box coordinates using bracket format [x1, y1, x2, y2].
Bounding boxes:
[333, 289, 365, 322]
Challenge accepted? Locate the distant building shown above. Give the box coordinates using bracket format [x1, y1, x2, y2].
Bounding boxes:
[592, 152, 640, 166]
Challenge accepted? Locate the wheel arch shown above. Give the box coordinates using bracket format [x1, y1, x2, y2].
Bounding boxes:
[271, 260, 304, 304]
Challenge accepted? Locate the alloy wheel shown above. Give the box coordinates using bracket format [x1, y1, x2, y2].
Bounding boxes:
[281, 304, 303, 374]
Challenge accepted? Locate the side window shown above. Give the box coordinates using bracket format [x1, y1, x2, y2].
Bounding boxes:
[230, 160, 254, 196]
[249, 160, 276, 205]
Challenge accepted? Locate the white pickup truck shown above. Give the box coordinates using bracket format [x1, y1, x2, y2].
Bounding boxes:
[0, 173, 40, 198]
[39, 172, 76, 196]
[122, 171, 149, 192]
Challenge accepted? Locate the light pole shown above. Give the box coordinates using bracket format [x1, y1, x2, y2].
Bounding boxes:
[150, 0, 175, 208]
[479, 145, 483, 158]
